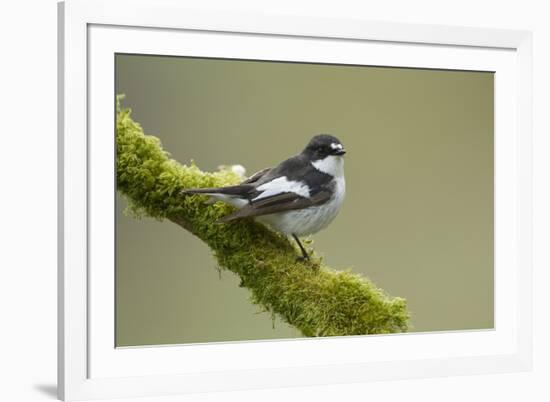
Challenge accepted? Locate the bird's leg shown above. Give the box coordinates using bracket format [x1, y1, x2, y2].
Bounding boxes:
[292, 234, 310, 261]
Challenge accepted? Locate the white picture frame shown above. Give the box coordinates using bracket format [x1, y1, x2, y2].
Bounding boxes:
[58, 0, 533, 400]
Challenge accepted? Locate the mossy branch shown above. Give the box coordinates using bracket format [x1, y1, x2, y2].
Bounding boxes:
[116, 96, 410, 336]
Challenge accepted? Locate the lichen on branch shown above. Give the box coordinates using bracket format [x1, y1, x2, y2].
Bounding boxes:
[116, 96, 410, 336]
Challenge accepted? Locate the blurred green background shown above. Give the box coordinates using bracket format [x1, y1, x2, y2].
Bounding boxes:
[115, 54, 494, 347]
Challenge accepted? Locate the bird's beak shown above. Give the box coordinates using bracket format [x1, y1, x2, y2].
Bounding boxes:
[332, 149, 346, 156]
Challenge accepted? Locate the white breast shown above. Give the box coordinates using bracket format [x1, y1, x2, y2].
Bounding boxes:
[258, 156, 346, 236]
[257, 177, 346, 236]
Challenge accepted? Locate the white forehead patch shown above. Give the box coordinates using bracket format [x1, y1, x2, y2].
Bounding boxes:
[330, 143, 343, 150]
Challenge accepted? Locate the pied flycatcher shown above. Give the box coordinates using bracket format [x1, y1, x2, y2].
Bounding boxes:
[182, 134, 346, 260]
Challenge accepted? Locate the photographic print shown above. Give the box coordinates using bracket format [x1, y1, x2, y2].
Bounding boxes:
[115, 54, 494, 347]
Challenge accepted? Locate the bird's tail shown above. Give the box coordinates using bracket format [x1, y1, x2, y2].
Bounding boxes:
[182, 185, 252, 208]
[181, 184, 251, 196]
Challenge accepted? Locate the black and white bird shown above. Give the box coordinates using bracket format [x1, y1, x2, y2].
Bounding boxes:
[182, 134, 346, 260]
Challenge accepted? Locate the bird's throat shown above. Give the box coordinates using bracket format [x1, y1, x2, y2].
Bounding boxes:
[311, 155, 345, 177]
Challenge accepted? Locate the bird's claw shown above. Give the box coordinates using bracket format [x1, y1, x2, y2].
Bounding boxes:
[296, 251, 318, 270]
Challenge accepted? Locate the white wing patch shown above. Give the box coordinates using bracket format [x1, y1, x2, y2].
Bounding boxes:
[253, 176, 310, 201]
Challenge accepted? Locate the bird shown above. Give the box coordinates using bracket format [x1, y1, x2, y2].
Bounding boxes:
[182, 134, 346, 260]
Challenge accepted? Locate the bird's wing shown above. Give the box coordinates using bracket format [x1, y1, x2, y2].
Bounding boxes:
[240, 167, 272, 184]
[218, 189, 331, 222]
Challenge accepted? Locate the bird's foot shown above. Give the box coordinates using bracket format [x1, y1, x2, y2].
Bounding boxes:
[296, 254, 310, 262]
[295, 250, 319, 270]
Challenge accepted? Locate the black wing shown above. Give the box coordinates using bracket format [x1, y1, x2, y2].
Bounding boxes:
[240, 167, 272, 184]
[218, 189, 331, 222]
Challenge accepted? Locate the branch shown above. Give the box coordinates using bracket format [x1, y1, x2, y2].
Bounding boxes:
[116, 96, 410, 336]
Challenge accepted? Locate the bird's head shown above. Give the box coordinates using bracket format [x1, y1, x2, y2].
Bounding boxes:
[302, 134, 346, 161]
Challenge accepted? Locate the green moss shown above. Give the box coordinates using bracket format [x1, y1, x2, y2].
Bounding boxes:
[116, 95, 410, 336]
